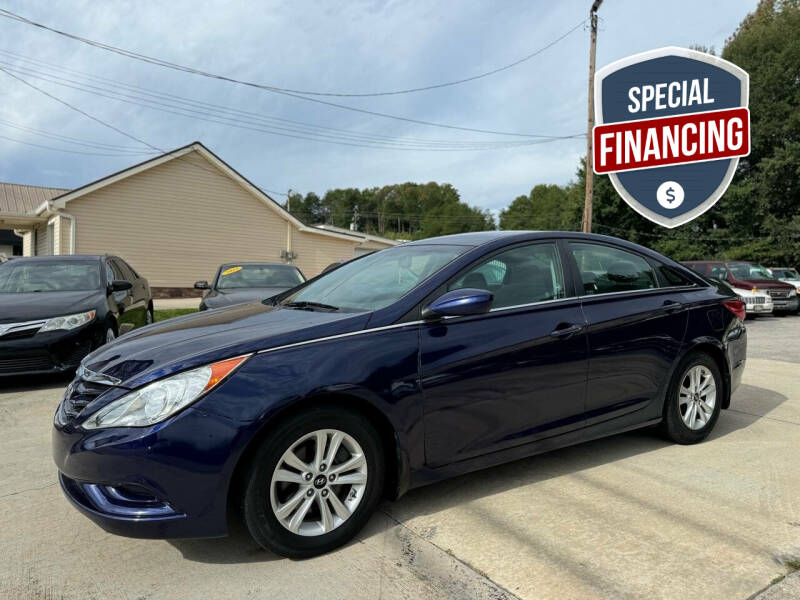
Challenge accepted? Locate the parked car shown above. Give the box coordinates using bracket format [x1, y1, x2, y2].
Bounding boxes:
[682, 260, 798, 314]
[769, 267, 800, 294]
[320, 254, 372, 275]
[54, 232, 746, 557]
[707, 276, 773, 317]
[0, 254, 152, 377]
[195, 263, 305, 311]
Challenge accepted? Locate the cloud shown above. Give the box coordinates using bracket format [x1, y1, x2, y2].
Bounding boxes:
[0, 0, 758, 210]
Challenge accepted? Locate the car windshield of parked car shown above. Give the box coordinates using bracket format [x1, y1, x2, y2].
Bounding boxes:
[216, 265, 305, 289]
[773, 268, 799, 279]
[0, 261, 100, 293]
[729, 263, 775, 280]
[282, 244, 467, 311]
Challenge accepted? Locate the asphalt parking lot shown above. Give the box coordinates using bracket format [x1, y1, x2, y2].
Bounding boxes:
[2, 314, 799, 600]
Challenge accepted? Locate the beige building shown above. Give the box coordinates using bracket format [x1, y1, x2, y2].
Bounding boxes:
[0, 143, 396, 294]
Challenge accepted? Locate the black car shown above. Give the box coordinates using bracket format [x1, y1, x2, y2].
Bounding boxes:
[195, 262, 305, 310]
[0, 255, 152, 377]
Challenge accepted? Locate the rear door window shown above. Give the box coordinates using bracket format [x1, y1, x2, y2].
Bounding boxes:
[569, 242, 657, 295]
[657, 265, 695, 287]
[108, 259, 126, 282]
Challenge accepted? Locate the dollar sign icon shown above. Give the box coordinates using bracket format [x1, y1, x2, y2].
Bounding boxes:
[657, 181, 684, 209]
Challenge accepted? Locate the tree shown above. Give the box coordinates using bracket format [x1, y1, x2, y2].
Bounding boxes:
[506, 1, 800, 266]
[499, 184, 581, 230]
[284, 182, 494, 239]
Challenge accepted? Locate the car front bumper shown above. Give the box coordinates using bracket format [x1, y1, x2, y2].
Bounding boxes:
[771, 297, 798, 312]
[52, 392, 255, 539]
[0, 322, 101, 377]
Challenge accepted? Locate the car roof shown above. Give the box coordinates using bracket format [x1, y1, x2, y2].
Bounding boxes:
[218, 262, 298, 268]
[402, 230, 666, 251]
[5, 254, 105, 263]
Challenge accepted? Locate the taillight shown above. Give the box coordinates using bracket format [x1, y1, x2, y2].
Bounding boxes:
[723, 298, 746, 320]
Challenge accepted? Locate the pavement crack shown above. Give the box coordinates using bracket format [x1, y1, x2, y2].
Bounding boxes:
[0, 482, 56, 499]
[379, 507, 523, 600]
[728, 408, 800, 426]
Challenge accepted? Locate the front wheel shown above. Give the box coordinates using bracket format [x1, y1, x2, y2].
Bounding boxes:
[659, 351, 722, 444]
[240, 407, 385, 558]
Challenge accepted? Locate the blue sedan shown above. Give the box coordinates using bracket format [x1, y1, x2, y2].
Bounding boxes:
[53, 231, 747, 557]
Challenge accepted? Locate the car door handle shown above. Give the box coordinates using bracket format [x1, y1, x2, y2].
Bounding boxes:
[662, 300, 684, 313]
[549, 323, 584, 339]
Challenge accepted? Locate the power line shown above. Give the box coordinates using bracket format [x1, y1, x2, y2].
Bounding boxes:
[0, 8, 578, 138]
[0, 132, 158, 157]
[0, 66, 156, 151]
[0, 59, 584, 152]
[0, 116, 159, 153]
[0, 8, 585, 98]
[0, 47, 582, 148]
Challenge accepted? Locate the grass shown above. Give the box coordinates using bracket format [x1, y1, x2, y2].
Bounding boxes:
[154, 308, 198, 322]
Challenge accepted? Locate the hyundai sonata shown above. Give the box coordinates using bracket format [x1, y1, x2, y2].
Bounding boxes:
[53, 232, 746, 557]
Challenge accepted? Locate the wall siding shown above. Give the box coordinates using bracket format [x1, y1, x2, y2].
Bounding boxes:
[292, 229, 355, 277]
[34, 223, 49, 256]
[67, 151, 356, 286]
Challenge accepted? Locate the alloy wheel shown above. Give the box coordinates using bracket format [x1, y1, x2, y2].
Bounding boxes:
[105, 328, 116, 344]
[678, 365, 716, 430]
[269, 429, 368, 537]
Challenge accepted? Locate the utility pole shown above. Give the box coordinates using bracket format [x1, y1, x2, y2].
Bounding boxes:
[582, 0, 602, 233]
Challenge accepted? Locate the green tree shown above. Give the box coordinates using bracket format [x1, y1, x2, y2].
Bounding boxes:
[499, 184, 581, 230]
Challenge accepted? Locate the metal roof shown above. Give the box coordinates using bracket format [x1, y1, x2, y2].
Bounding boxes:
[0, 181, 68, 215]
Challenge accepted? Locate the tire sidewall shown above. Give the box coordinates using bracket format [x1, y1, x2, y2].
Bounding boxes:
[663, 351, 723, 444]
[241, 407, 385, 558]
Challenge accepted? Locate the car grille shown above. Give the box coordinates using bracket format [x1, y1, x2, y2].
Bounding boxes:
[767, 289, 790, 298]
[59, 378, 111, 421]
[0, 353, 53, 374]
[746, 296, 766, 304]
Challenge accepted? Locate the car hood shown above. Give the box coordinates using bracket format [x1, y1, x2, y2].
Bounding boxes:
[732, 278, 795, 289]
[0, 290, 103, 323]
[83, 301, 369, 388]
[203, 287, 289, 308]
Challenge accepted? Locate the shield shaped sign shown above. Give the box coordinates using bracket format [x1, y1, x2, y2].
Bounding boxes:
[593, 47, 749, 228]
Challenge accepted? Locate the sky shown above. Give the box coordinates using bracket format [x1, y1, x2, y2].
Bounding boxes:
[0, 0, 759, 217]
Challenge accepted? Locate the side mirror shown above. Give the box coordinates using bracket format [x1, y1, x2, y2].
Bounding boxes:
[423, 288, 493, 319]
[110, 280, 132, 292]
[194, 281, 210, 290]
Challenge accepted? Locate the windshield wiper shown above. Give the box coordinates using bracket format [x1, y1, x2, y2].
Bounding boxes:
[283, 301, 339, 312]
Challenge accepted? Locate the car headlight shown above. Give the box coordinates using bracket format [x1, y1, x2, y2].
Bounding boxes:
[789, 288, 797, 297]
[81, 355, 250, 429]
[40, 310, 96, 332]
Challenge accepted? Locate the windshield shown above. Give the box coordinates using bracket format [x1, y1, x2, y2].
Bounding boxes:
[773, 268, 799, 280]
[282, 244, 467, 312]
[216, 264, 305, 289]
[0, 261, 100, 293]
[728, 262, 775, 280]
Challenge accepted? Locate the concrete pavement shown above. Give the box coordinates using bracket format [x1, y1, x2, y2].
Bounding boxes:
[1, 316, 799, 599]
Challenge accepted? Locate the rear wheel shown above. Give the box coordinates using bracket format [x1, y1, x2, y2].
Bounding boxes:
[660, 351, 722, 444]
[240, 407, 385, 558]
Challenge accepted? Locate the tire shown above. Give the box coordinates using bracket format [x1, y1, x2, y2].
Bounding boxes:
[101, 321, 116, 347]
[240, 407, 385, 558]
[659, 351, 723, 444]
[146, 305, 154, 325]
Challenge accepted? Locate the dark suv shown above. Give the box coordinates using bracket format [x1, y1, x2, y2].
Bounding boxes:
[683, 260, 798, 313]
[0, 255, 152, 376]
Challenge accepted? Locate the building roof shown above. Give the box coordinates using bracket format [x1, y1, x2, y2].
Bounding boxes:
[313, 224, 399, 246]
[0, 142, 359, 243]
[0, 182, 68, 215]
